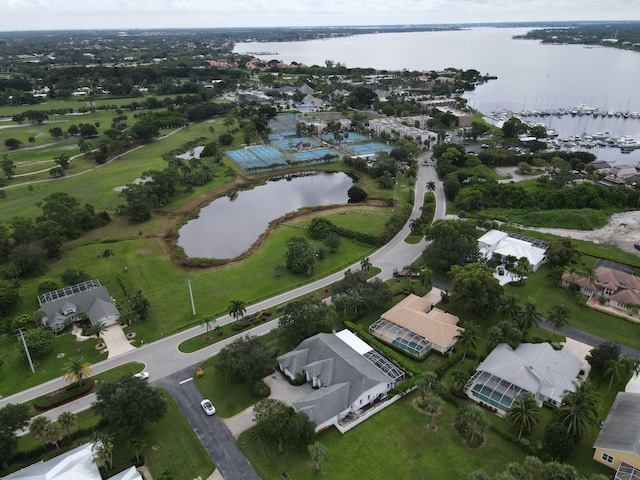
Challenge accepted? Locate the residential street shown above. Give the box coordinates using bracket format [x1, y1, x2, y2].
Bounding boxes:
[3, 153, 636, 480]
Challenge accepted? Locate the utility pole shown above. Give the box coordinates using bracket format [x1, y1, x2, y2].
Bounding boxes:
[187, 277, 196, 316]
[19, 329, 35, 374]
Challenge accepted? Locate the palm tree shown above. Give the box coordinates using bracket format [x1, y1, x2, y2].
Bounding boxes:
[129, 438, 146, 463]
[454, 321, 480, 363]
[200, 315, 216, 335]
[516, 298, 539, 335]
[425, 395, 444, 431]
[420, 267, 433, 295]
[581, 265, 599, 285]
[547, 304, 571, 331]
[556, 382, 599, 436]
[62, 355, 92, 385]
[29, 416, 51, 448]
[97, 249, 114, 283]
[228, 300, 247, 321]
[403, 263, 421, 283]
[604, 356, 638, 388]
[409, 218, 424, 235]
[360, 257, 372, 272]
[448, 369, 469, 394]
[505, 395, 541, 440]
[87, 321, 108, 346]
[43, 421, 64, 449]
[416, 371, 442, 401]
[307, 441, 327, 473]
[57, 411, 77, 440]
[499, 295, 521, 320]
[426, 180, 436, 192]
[322, 303, 338, 327]
[224, 166, 237, 179]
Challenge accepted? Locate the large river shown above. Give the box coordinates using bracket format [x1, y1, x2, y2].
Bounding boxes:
[235, 27, 640, 162]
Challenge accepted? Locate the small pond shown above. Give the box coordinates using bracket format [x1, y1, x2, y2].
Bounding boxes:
[176, 146, 205, 160]
[177, 171, 354, 259]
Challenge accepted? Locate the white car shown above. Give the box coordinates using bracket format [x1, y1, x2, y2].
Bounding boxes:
[201, 399, 216, 416]
[133, 371, 150, 380]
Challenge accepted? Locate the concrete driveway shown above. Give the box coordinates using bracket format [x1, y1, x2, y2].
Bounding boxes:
[223, 372, 314, 438]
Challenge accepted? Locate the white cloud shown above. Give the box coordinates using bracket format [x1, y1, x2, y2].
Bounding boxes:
[0, 0, 636, 31]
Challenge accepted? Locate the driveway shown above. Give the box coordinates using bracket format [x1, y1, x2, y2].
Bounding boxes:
[222, 372, 314, 438]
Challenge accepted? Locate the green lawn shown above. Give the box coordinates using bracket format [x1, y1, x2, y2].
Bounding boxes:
[241, 392, 527, 479]
[6, 391, 214, 480]
[0, 333, 103, 398]
[504, 263, 640, 350]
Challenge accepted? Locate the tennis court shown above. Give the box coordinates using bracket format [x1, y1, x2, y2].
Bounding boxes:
[349, 143, 392, 156]
[226, 146, 287, 172]
[321, 132, 366, 143]
[295, 149, 332, 161]
[268, 114, 300, 134]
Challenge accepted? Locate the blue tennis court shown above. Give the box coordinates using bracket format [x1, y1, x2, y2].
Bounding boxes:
[349, 143, 392, 156]
[226, 146, 286, 172]
[250, 146, 281, 159]
[227, 149, 257, 162]
[321, 133, 366, 143]
[295, 149, 332, 161]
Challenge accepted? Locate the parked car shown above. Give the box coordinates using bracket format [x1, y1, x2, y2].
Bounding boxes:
[201, 399, 216, 416]
[497, 267, 505, 276]
[133, 371, 150, 380]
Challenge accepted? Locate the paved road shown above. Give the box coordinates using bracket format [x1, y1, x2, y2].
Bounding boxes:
[155, 370, 261, 480]
[0, 155, 442, 477]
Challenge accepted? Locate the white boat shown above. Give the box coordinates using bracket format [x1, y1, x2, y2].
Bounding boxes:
[592, 132, 610, 140]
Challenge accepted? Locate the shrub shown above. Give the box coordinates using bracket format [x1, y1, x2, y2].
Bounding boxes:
[33, 380, 95, 410]
[249, 380, 271, 399]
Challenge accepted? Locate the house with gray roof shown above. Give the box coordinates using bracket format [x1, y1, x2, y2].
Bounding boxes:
[277, 330, 404, 432]
[464, 343, 582, 414]
[593, 392, 640, 479]
[38, 280, 120, 332]
[2, 442, 141, 480]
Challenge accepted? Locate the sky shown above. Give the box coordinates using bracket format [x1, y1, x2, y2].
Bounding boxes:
[0, 0, 637, 32]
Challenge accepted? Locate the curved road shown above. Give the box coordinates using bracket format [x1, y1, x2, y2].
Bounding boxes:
[0, 151, 442, 478]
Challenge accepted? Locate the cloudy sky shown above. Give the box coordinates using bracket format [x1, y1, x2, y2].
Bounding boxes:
[0, 0, 636, 32]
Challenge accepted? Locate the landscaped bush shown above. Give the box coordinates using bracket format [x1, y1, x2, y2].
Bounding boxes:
[249, 380, 271, 399]
[33, 380, 95, 410]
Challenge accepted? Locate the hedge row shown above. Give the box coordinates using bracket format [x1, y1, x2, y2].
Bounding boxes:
[33, 380, 96, 410]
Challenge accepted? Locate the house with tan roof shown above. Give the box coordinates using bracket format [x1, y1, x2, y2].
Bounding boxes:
[562, 266, 640, 315]
[368, 294, 462, 357]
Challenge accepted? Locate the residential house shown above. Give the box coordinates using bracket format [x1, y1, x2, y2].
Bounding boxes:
[277, 330, 404, 432]
[607, 165, 638, 181]
[369, 294, 462, 357]
[464, 343, 582, 413]
[562, 266, 640, 315]
[2, 442, 141, 480]
[478, 230, 549, 272]
[593, 392, 640, 479]
[298, 84, 315, 95]
[38, 280, 120, 332]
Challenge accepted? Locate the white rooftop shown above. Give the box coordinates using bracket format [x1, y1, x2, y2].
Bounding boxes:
[335, 329, 373, 355]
